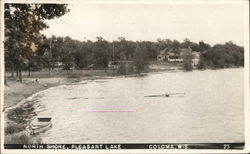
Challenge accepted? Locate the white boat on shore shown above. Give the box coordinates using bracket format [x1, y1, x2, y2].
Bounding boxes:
[26, 117, 52, 135]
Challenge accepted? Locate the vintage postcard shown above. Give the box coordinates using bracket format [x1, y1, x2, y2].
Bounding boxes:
[1, 0, 249, 153]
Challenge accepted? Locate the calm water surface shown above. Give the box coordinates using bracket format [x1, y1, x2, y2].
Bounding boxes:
[32, 69, 244, 143]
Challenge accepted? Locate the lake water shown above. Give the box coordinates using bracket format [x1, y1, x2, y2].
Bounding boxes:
[32, 68, 244, 143]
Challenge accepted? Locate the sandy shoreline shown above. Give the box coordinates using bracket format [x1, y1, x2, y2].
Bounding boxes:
[4, 78, 73, 109]
[3, 70, 159, 111]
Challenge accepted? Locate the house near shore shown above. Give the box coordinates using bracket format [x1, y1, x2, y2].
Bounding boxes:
[157, 47, 192, 62]
[157, 47, 200, 67]
[108, 60, 135, 73]
[108, 50, 135, 73]
[157, 48, 170, 61]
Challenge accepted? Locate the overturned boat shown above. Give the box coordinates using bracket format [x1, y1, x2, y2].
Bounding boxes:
[26, 117, 52, 135]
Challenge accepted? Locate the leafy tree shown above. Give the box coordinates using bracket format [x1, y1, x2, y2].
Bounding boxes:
[181, 38, 192, 48]
[37, 38, 53, 71]
[133, 43, 149, 73]
[201, 41, 244, 68]
[92, 37, 112, 69]
[197, 55, 207, 69]
[117, 62, 127, 75]
[171, 39, 181, 56]
[4, 4, 69, 82]
[60, 36, 76, 70]
[182, 51, 193, 71]
[50, 36, 64, 67]
[74, 45, 90, 69]
[198, 41, 211, 52]
[26, 55, 42, 76]
[180, 38, 199, 51]
[141, 41, 158, 60]
[156, 38, 173, 51]
[114, 37, 136, 61]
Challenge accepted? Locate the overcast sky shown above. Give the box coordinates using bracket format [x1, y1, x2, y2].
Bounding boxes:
[41, 2, 245, 46]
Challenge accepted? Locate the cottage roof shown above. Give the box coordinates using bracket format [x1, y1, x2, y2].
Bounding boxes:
[159, 47, 173, 55]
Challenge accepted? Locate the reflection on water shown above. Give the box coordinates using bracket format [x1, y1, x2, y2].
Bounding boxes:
[32, 69, 243, 143]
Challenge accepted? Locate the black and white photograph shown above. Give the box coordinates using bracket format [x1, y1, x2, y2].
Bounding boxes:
[1, 0, 249, 153]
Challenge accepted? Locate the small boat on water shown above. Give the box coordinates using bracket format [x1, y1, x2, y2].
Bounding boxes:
[26, 117, 52, 135]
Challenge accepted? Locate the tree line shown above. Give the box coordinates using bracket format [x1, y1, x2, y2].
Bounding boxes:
[198, 41, 244, 69]
[5, 35, 244, 77]
[4, 4, 244, 83]
[22, 37, 243, 70]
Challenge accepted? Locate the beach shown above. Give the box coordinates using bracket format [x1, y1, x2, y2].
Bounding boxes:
[4, 78, 68, 109]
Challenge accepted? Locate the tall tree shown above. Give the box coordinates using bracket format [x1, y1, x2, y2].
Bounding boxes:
[181, 38, 199, 51]
[171, 39, 181, 56]
[133, 43, 149, 73]
[4, 4, 69, 82]
[182, 51, 193, 71]
[61, 36, 76, 71]
[198, 41, 211, 52]
[92, 37, 112, 69]
[116, 37, 136, 60]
